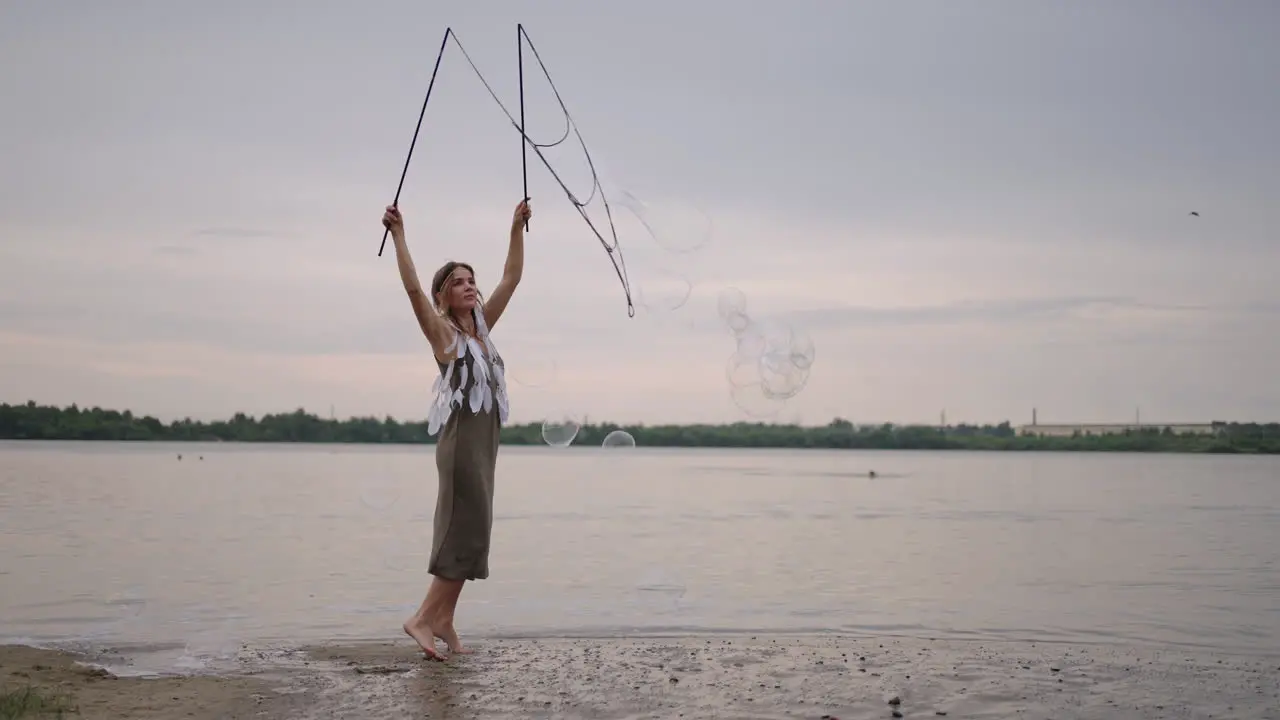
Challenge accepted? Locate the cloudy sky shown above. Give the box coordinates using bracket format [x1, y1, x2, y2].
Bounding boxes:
[2, 0, 1277, 427]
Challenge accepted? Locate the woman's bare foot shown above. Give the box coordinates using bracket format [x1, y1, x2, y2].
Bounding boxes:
[433, 618, 472, 655]
[402, 617, 447, 661]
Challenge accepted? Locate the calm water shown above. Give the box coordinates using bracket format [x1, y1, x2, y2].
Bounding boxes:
[2, 441, 1278, 669]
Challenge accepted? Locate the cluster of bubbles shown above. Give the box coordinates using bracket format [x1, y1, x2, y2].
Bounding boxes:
[534, 186, 715, 446]
[716, 287, 816, 418]
[540, 415, 637, 449]
[525, 183, 816, 444]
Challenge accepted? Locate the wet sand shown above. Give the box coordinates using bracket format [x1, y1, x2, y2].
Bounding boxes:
[0, 644, 275, 719]
[3, 635, 1277, 719]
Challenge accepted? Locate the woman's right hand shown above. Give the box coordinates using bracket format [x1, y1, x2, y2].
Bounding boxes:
[382, 205, 403, 234]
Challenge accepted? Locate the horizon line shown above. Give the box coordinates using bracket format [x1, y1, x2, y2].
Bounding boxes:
[1, 400, 1268, 429]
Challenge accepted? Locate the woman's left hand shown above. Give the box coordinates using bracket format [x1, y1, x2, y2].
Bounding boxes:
[512, 198, 532, 228]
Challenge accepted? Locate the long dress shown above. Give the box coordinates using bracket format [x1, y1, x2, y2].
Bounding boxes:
[424, 307, 510, 581]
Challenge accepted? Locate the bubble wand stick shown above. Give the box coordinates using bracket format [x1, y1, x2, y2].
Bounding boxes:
[378, 28, 453, 257]
[518, 23, 530, 231]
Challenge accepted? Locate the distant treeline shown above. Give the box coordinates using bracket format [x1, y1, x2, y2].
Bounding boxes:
[1, 401, 1278, 453]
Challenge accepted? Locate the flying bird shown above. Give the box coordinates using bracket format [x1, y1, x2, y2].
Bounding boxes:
[1189, 211, 1200, 217]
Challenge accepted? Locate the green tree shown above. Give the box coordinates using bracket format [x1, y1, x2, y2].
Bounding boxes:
[1, 401, 1276, 454]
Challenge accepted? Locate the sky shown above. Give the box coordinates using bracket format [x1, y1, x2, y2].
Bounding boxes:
[2, 0, 1278, 427]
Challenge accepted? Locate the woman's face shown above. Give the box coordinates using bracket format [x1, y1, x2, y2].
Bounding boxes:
[440, 266, 478, 313]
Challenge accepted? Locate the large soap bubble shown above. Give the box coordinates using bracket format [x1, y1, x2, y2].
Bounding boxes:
[601, 429, 637, 448]
[607, 188, 713, 315]
[541, 413, 582, 447]
[716, 287, 817, 418]
[614, 190, 713, 255]
[631, 262, 694, 315]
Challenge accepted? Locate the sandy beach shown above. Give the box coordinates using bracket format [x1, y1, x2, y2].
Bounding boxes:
[3, 634, 1277, 719]
[0, 643, 273, 719]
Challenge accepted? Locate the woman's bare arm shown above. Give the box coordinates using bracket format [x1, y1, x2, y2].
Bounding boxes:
[383, 206, 457, 363]
[483, 199, 531, 330]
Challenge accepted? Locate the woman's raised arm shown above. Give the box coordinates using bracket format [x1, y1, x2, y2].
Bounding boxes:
[383, 206, 457, 362]
[482, 199, 532, 330]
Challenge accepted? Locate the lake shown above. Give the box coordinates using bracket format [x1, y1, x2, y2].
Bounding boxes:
[1, 441, 1277, 674]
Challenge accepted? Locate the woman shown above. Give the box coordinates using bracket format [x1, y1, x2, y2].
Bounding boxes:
[381, 198, 532, 661]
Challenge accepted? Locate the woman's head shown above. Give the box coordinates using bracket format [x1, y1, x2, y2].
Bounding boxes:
[431, 261, 482, 320]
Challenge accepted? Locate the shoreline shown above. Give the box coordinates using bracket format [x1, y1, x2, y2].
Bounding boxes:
[4, 634, 1277, 719]
[2, 438, 1276, 455]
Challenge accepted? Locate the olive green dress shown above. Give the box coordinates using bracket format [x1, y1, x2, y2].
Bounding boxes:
[425, 309, 509, 581]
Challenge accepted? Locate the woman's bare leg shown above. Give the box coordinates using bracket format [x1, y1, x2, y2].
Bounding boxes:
[403, 577, 453, 660]
[431, 579, 470, 654]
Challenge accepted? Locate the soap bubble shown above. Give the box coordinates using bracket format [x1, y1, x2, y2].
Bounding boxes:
[541, 414, 582, 447]
[601, 430, 637, 448]
[632, 264, 694, 315]
[716, 287, 817, 418]
[611, 199, 694, 314]
[604, 187, 713, 315]
[359, 478, 401, 513]
[614, 189, 713, 255]
[717, 286, 751, 334]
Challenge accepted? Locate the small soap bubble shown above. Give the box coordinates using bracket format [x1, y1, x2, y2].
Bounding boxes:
[601, 430, 637, 448]
[541, 414, 582, 447]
